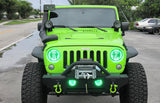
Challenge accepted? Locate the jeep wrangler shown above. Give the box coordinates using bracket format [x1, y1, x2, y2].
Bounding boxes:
[21, 5, 148, 103]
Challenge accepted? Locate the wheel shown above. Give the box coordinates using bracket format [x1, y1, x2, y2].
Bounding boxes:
[153, 29, 159, 35]
[120, 63, 148, 103]
[21, 62, 47, 103]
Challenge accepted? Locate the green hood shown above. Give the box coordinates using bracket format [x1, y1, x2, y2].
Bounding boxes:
[47, 28, 123, 46]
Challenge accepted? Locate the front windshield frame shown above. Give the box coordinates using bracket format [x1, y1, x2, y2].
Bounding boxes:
[50, 8, 117, 28]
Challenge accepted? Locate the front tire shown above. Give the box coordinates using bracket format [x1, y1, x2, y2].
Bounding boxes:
[120, 63, 148, 103]
[21, 62, 47, 103]
[153, 29, 159, 35]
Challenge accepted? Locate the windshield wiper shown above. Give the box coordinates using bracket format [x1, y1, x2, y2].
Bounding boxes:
[53, 25, 77, 31]
[96, 26, 107, 32]
[66, 26, 77, 31]
[78, 26, 107, 32]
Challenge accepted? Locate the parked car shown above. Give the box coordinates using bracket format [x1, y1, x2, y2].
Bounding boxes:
[144, 22, 160, 34]
[134, 18, 160, 32]
[134, 18, 149, 31]
[34, 15, 40, 18]
[28, 15, 35, 19]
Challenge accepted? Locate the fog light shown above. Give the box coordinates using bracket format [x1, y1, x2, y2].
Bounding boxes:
[94, 79, 103, 87]
[48, 65, 54, 70]
[68, 80, 77, 87]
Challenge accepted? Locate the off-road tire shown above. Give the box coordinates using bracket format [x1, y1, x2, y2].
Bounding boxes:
[120, 63, 148, 103]
[21, 62, 47, 103]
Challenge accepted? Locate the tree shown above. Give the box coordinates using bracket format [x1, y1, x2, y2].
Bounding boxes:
[0, 0, 7, 20]
[5, 0, 18, 19]
[32, 9, 40, 15]
[18, 0, 33, 19]
[136, 0, 160, 18]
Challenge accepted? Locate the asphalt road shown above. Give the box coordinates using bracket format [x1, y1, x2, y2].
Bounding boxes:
[0, 30, 160, 103]
[0, 21, 41, 50]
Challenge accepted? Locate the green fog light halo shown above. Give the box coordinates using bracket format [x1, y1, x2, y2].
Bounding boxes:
[94, 79, 103, 87]
[47, 49, 60, 63]
[68, 80, 77, 87]
[110, 49, 123, 63]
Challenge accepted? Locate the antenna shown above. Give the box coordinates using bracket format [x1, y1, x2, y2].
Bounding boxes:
[119, 7, 129, 22]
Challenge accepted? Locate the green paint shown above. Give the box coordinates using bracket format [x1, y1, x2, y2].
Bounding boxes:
[48, 10, 50, 20]
[110, 84, 118, 93]
[43, 5, 127, 74]
[54, 84, 62, 94]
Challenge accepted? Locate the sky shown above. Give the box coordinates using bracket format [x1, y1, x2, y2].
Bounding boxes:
[26, 0, 70, 9]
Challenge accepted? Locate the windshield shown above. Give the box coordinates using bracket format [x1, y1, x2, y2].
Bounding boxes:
[50, 8, 117, 28]
[140, 18, 149, 22]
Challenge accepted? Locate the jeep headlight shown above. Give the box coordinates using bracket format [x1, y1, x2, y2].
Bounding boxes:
[110, 49, 123, 63]
[47, 49, 60, 63]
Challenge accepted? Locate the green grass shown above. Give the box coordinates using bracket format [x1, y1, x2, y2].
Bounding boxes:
[0, 20, 7, 23]
[4, 19, 42, 25]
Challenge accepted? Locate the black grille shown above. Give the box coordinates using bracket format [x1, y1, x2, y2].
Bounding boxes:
[63, 50, 107, 68]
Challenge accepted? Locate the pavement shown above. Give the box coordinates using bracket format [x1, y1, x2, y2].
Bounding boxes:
[0, 30, 160, 103]
[0, 21, 41, 51]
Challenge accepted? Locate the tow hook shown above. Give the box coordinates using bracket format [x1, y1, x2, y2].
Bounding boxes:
[53, 82, 62, 97]
[110, 82, 118, 97]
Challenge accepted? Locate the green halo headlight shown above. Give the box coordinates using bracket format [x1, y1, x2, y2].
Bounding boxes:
[110, 49, 123, 62]
[47, 49, 60, 63]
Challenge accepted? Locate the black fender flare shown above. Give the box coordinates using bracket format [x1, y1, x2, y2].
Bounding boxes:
[32, 46, 44, 60]
[126, 46, 138, 59]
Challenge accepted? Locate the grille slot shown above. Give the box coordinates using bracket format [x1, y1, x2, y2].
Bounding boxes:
[70, 51, 74, 65]
[97, 51, 101, 63]
[63, 51, 67, 68]
[90, 51, 94, 61]
[83, 51, 87, 58]
[63, 50, 107, 68]
[103, 51, 107, 68]
[77, 51, 80, 61]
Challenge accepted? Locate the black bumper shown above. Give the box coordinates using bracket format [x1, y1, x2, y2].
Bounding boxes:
[42, 60, 128, 95]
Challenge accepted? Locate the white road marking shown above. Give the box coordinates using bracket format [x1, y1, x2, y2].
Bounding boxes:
[0, 34, 33, 52]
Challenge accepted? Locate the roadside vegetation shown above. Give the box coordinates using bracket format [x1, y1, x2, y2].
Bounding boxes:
[0, 20, 7, 23]
[4, 18, 42, 25]
[68, 0, 160, 30]
[0, 0, 40, 20]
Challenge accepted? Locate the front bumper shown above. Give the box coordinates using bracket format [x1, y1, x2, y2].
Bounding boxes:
[42, 60, 128, 95]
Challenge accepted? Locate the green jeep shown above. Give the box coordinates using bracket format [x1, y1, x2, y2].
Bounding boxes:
[21, 5, 148, 103]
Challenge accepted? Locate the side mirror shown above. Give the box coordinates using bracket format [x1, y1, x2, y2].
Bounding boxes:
[38, 23, 42, 31]
[121, 22, 129, 36]
[121, 22, 129, 31]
